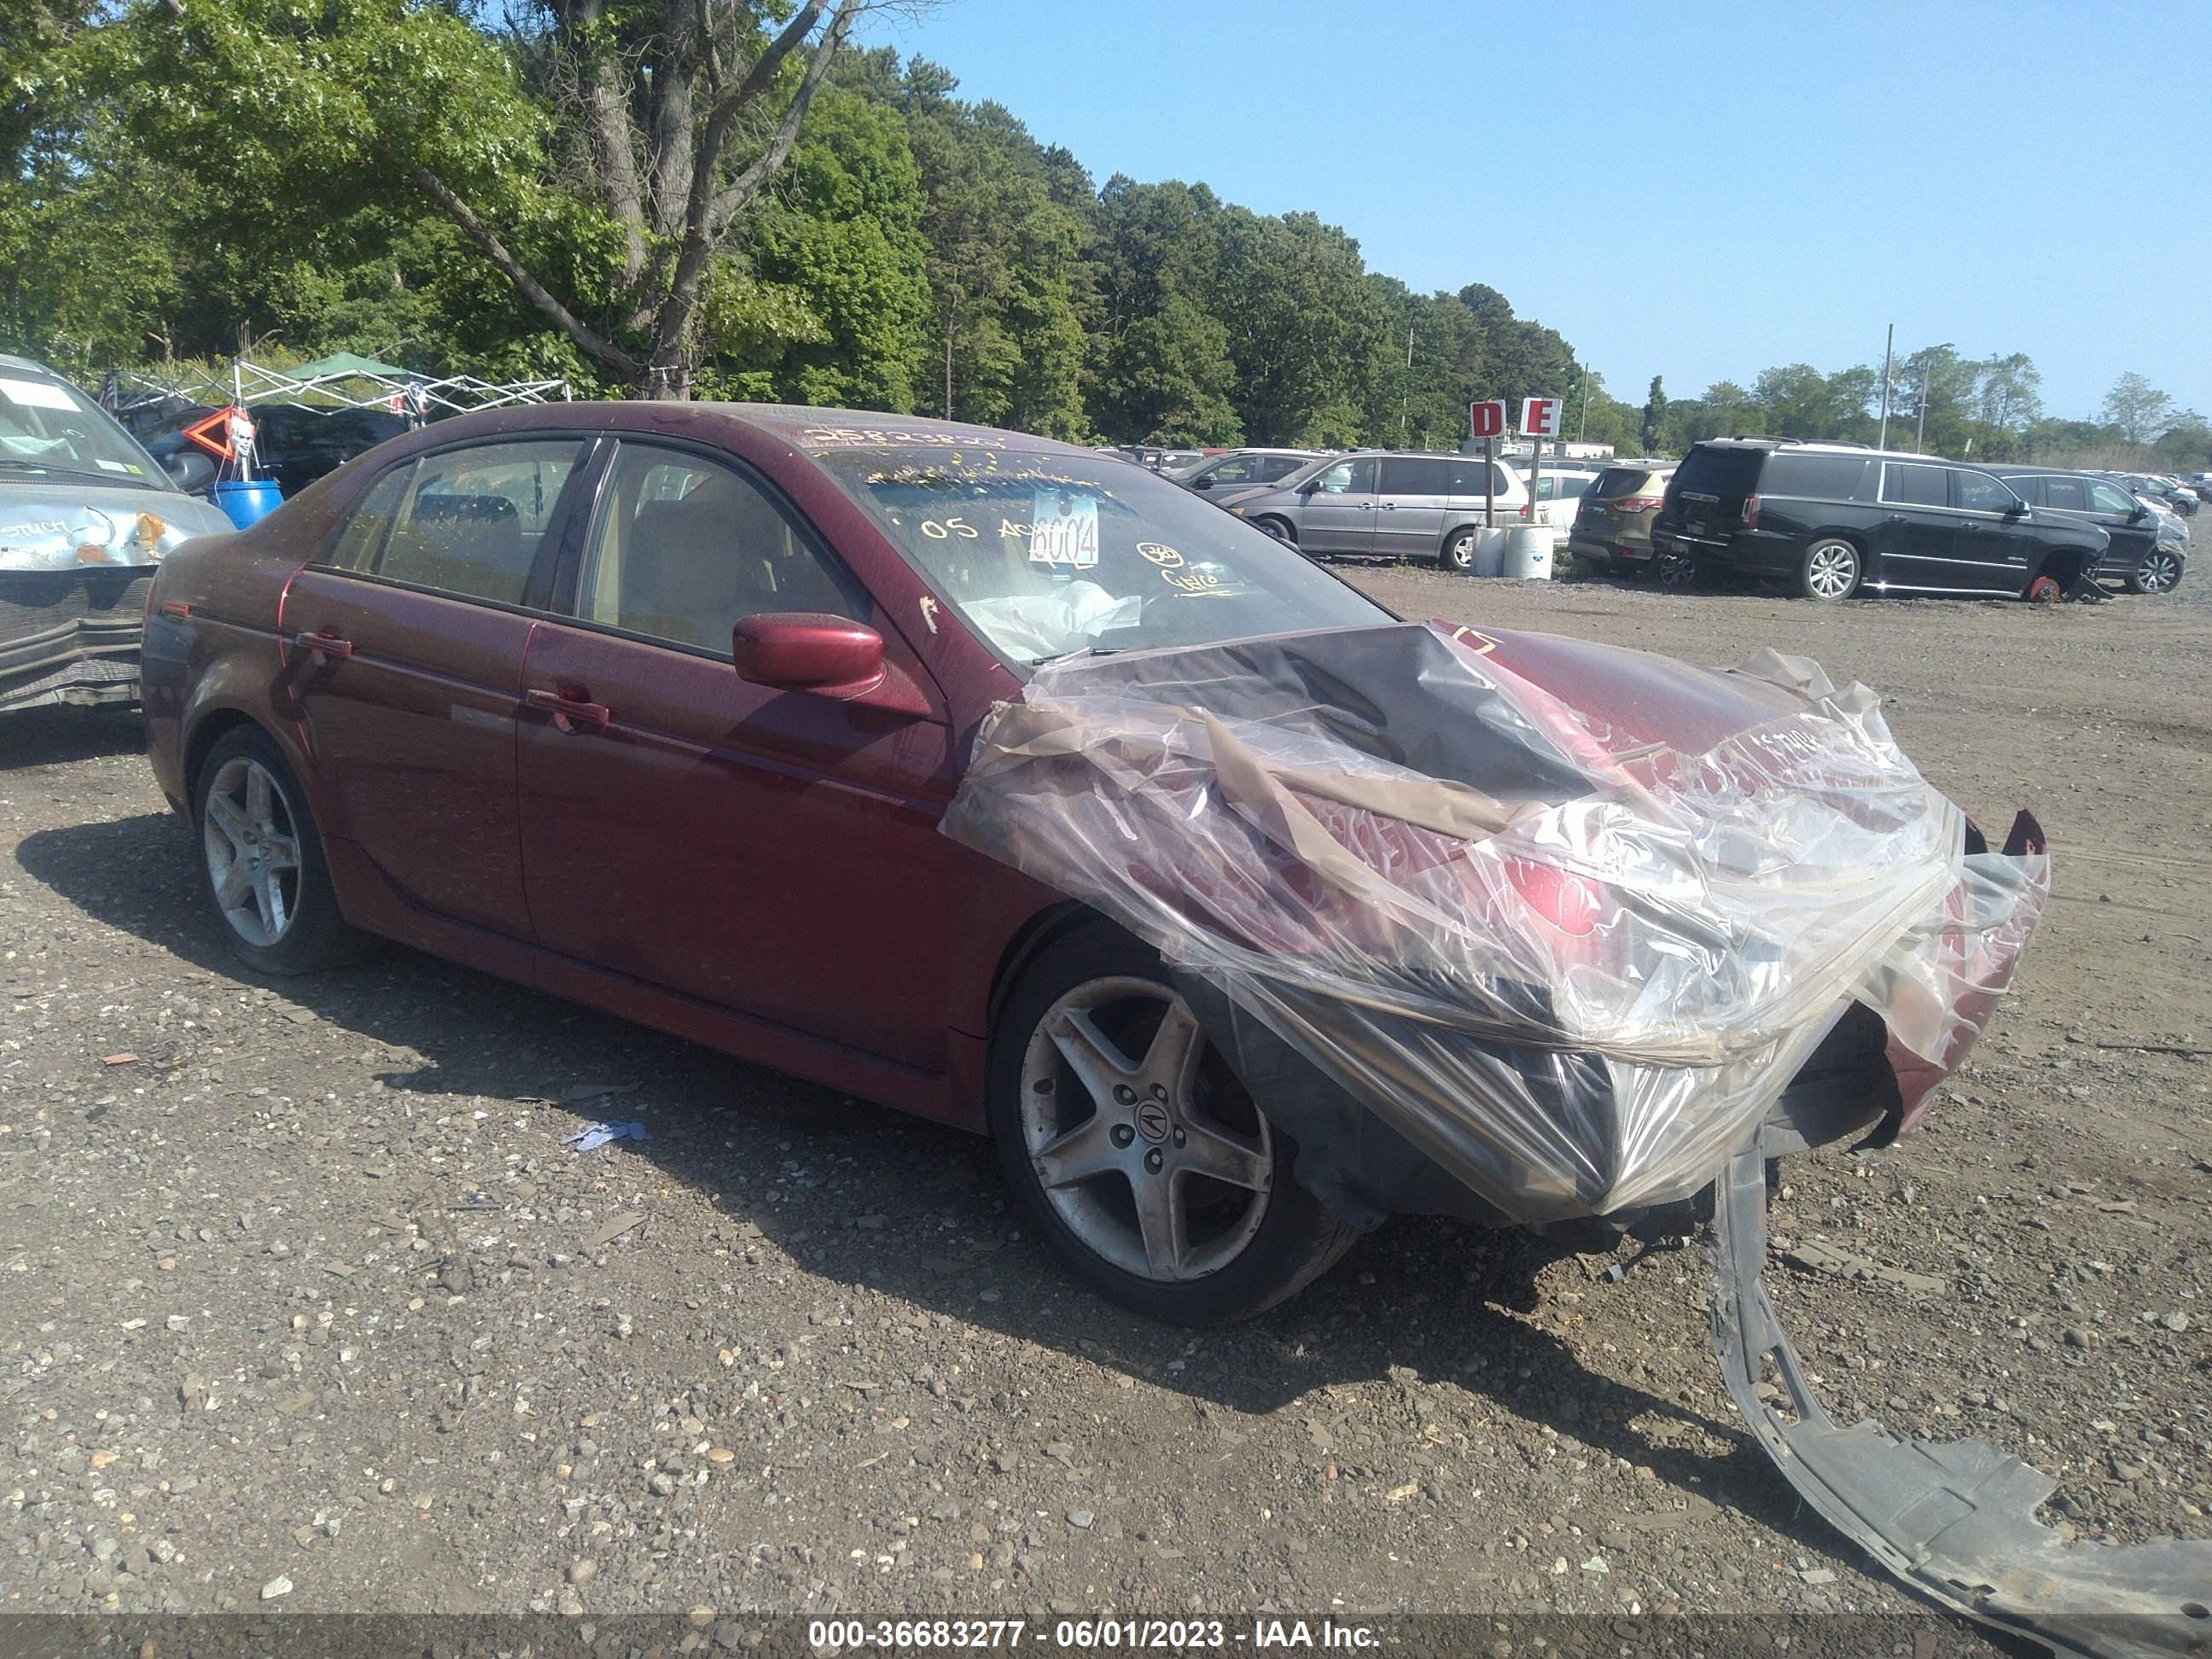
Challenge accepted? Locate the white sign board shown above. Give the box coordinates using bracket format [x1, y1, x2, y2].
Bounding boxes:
[1520, 396, 1563, 438]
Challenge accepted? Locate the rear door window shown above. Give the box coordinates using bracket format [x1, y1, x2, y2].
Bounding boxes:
[1951, 469, 2019, 513]
[1880, 463, 1948, 509]
[375, 440, 585, 604]
[1256, 455, 1307, 482]
[1443, 457, 1511, 496]
[1379, 457, 1453, 496]
[2038, 477, 2086, 509]
[1761, 454, 1870, 500]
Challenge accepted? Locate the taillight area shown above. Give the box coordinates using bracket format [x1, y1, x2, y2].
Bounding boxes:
[1503, 858, 1604, 938]
[1741, 493, 1761, 529]
[1610, 495, 1664, 515]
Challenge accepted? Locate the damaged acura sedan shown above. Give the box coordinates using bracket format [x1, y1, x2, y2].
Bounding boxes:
[141, 405, 2209, 1651]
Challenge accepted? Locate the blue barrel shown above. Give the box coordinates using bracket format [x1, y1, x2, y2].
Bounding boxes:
[213, 479, 283, 528]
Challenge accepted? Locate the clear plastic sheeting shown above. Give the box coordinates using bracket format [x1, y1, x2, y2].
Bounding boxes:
[941, 620, 2047, 1225]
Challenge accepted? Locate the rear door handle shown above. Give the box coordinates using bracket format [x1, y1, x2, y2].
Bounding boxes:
[527, 686, 611, 732]
[291, 630, 353, 660]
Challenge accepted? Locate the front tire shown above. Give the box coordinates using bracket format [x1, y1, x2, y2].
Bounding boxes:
[1253, 516, 1296, 547]
[193, 725, 364, 975]
[1797, 537, 1860, 601]
[2128, 548, 2182, 595]
[989, 928, 1358, 1324]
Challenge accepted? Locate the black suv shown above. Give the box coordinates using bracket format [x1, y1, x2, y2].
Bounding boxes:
[1994, 466, 2185, 595]
[1652, 439, 2108, 601]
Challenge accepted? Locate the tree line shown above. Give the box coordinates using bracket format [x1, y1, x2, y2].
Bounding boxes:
[1615, 357, 2209, 472]
[4, 0, 2202, 470]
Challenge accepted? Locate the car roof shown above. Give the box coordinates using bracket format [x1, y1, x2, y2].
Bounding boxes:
[716, 404, 1096, 459]
[1691, 437, 1955, 463]
[0, 353, 68, 380]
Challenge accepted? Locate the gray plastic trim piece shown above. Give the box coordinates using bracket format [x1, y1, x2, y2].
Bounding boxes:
[1711, 1144, 2212, 1658]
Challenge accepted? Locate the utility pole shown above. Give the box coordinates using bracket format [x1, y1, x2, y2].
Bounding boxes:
[1915, 381, 1929, 454]
[1877, 323, 1894, 451]
[1579, 375, 1591, 442]
[1400, 324, 1413, 445]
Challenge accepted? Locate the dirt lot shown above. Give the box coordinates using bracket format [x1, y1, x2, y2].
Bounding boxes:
[2, 553, 2207, 1638]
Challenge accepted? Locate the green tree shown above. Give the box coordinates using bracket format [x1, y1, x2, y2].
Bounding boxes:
[2100, 371, 2174, 446]
[115, 0, 871, 396]
[1639, 375, 1666, 451]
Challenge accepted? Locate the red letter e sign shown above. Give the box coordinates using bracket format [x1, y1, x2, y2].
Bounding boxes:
[1519, 397, 1563, 438]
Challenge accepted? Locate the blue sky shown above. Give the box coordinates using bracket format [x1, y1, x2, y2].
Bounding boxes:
[860, 0, 2211, 423]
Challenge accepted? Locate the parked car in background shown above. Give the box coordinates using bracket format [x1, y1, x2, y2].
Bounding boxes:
[1994, 466, 2185, 594]
[1567, 463, 1676, 577]
[125, 399, 410, 501]
[1651, 439, 2107, 601]
[1216, 451, 1529, 568]
[2114, 472, 2197, 517]
[1118, 445, 1208, 474]
[1168, 448, 1323, 495]
[1515, 466, 1600, 529]
[1, 355, 234, 712]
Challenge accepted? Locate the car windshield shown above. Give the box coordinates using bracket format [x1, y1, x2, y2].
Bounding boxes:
[0, 370, 165, 486]
[816, 445, 1394, 666]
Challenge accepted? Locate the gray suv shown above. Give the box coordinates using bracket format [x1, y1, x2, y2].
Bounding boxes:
[1217, 451, 1532, 569]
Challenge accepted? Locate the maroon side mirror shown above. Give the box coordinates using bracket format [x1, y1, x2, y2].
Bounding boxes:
[731, 613, 885, 696]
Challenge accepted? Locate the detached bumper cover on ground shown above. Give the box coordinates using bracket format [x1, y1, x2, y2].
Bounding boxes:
[943, 619, 2046, 1225]
[1714, 1145, 2212, 1656]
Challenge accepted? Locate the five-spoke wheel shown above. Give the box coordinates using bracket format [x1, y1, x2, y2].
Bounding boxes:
[192, 725, 365, 974]
[990, 929, 1357, 1324]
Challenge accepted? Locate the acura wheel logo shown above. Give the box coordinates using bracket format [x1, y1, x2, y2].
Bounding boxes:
[1135, 1102, 1170, 1144]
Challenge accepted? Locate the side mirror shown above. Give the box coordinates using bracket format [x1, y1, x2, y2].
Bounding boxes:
[1192, 474, 1214, 489]
[2130, 504, 2149, 522]
[2005, 498, 2030, 517]
[732, 613, 884, 697]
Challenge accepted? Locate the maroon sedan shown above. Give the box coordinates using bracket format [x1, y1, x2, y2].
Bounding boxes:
[144, 404, 1902, 1324]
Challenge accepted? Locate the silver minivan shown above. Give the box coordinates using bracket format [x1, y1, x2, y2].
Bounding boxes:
[1216, 451, 1532, 569]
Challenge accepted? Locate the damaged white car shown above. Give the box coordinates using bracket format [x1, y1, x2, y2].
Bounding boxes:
[1, 355, 231, 713]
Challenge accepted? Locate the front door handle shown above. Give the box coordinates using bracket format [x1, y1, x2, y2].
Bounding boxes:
[1886, 514, 1907, 524]
[527, 685, 611, 732]
[291, 630, 353, 660]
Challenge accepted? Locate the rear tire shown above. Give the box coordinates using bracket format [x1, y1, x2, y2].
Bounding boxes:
[192, 725, 365, 975]
[989, 928, 1359, 1325]
[1441, 527, 1477, 573]
[1796, 538, 1860, 601]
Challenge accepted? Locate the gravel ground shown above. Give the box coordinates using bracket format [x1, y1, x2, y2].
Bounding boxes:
[1, 546, 2206, 1637]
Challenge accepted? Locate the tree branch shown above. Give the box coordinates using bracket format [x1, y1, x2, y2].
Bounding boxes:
[410, 164, 641, 381]
[648, 0, 853, 378]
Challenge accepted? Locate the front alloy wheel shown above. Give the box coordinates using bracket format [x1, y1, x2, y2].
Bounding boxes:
[2130, 549, 2182, 595]
[991, 930, 1357, 1324]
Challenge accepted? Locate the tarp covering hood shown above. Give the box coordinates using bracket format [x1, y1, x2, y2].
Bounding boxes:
[941, 620, 2047, 1224]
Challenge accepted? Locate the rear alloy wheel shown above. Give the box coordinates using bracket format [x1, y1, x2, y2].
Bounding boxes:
[1797, 538, 1860, 601]
[194, 726, 365, 975]
[1654, 548, 1696, 587]
[990, 929, 1357, 1324]
[2128, 549, 2182, 595]
[1441, 528, 1477, 573]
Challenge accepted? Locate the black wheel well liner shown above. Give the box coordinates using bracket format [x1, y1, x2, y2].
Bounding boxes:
[983, 900, 1114, 1045]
